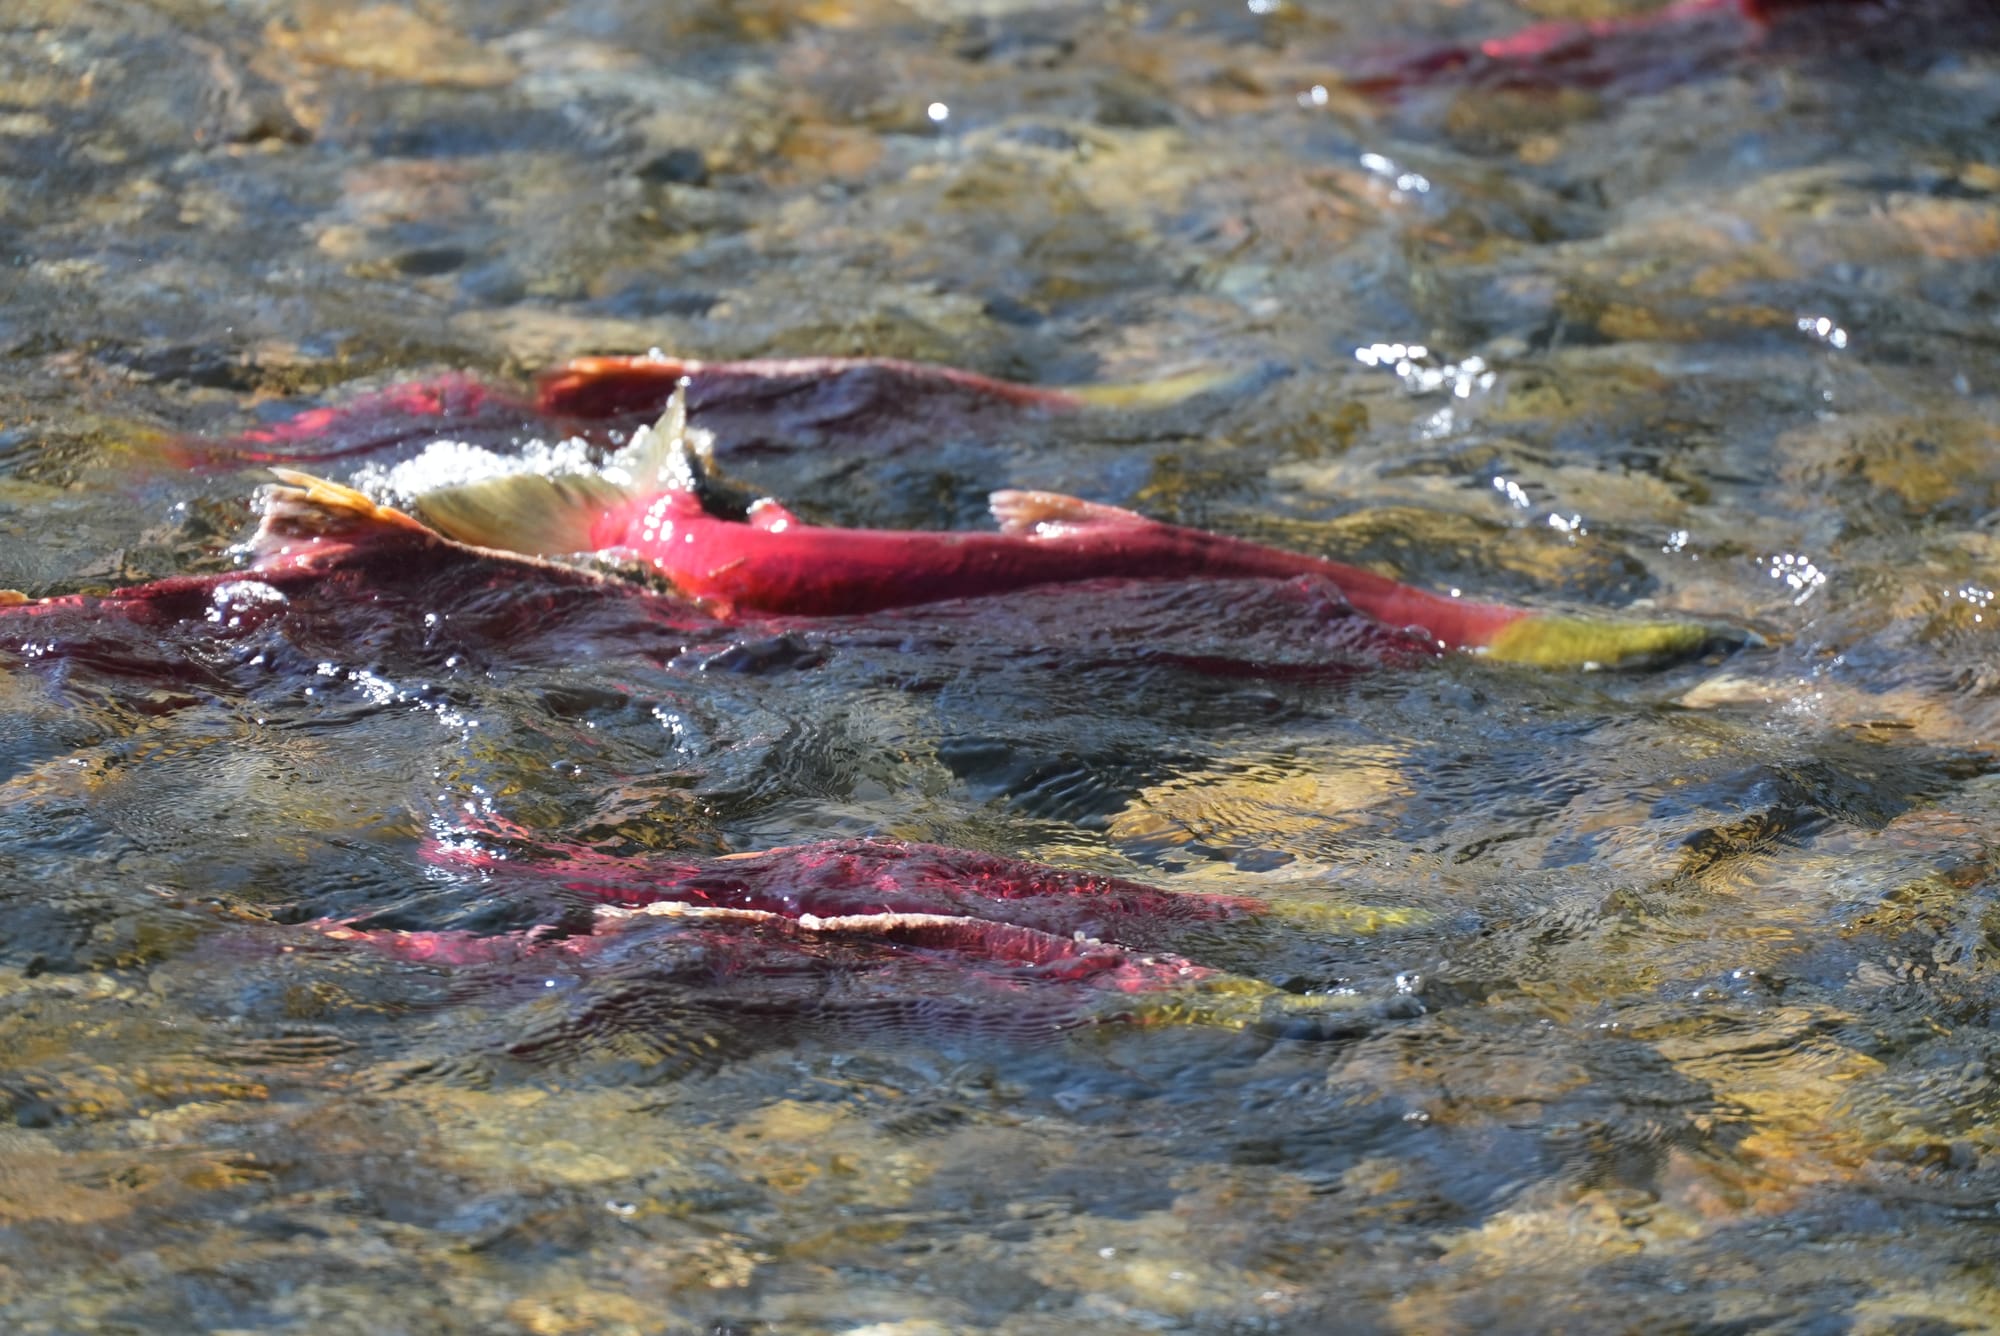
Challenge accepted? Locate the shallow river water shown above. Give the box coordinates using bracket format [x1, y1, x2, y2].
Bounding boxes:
[6, 0, 2000, 1331]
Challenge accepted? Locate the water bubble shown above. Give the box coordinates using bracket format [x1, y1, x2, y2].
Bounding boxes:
[1795, 313, 1850, 349]
[1765, 552, 1827, 606]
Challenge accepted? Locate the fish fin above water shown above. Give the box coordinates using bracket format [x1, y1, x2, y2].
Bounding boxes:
[258, 468, 441, 554]
[990, 490, 1151, 535]
[607, 381, 693, 495]
[400, 387, 734, 554]
[409, 469, 629, 556]
[643, 387, 761, 521]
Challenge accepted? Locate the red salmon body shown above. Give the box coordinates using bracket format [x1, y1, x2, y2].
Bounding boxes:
[588, 484, 1532, 651]
[0, 471, 729, 690]
[536, 353, 1090, 421]
[399, 392, 1748, 669]
[428, 829, 1263, 950]
[294, 829, 1295, 1042]
[178, 353, 1241, 473]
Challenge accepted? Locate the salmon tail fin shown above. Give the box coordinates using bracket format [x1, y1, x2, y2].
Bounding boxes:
[990, 490, 1153, 536]
[408, 469, 629, 556]
[1481, 613, 1762, 669]
[256, 468, 440, 556]
[1119, 975, 1384, 1041]
[405, 384, 753, 553]
[1062, 365, 1254, 411]
[397, 386, 700, 556]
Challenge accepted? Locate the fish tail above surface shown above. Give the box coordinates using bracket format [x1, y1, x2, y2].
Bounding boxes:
[255, 468, 632, 597]
[405, 387, 731, 554]
[257, 468, 441, 555]
[408, 468, 632, 556]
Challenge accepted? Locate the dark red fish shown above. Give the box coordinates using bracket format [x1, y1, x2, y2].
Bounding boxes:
[1348, 0, 1757, 93]
[223, 371, 536, 463]
[427, 826, 1262, 947]
[538, 353, 1089, 422]
[0, 472, 1440, 694]
[0, 472, 723, 687]
[181, 354, 1240, 471]
[1347, 0, 1981, 96]
[406, 394, 1748, 668]
[313, 830, 1333, 1039]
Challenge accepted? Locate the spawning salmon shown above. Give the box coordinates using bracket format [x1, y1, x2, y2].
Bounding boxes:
[403, 389, 1751, 669]
[313, 826, 1383, 1041]
[186, 353, 1244, 470]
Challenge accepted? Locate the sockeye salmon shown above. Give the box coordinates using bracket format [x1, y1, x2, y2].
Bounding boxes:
[0, 470, 726, 687]
[315, 827, 1382, 1041]
[0, 473, 1434, 690]
[186, 353, 1244, 471]
[1350, 0, 1984, 96]
[403, 389, 1751, 670]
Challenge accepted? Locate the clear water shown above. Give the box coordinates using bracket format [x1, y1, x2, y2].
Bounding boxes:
[5, 0, 2000, 1330]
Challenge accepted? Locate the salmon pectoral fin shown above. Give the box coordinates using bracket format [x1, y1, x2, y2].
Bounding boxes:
[258, 469, 441, 552]
[990, 489, 1152, 536]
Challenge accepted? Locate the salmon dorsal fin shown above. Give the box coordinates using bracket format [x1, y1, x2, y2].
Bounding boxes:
[645, 383, 763, 521]
[989, 489, 1151, 536]
[607, 380, 693, 495]
[257, 468, 440, 556]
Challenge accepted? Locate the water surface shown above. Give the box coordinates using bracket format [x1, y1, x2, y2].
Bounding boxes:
[5, 0, 2000, 1331]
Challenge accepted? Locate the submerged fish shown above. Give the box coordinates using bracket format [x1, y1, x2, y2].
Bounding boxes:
[536, 352, 1236, 427]
[406, 391, 1750, 669]
[218, 371, 536, 464]
[320, 829, 1378, 1040]
[1348, 0, 1981, 95]
[424, 825, 1263, 945]
[187, 353, 1243, 471]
